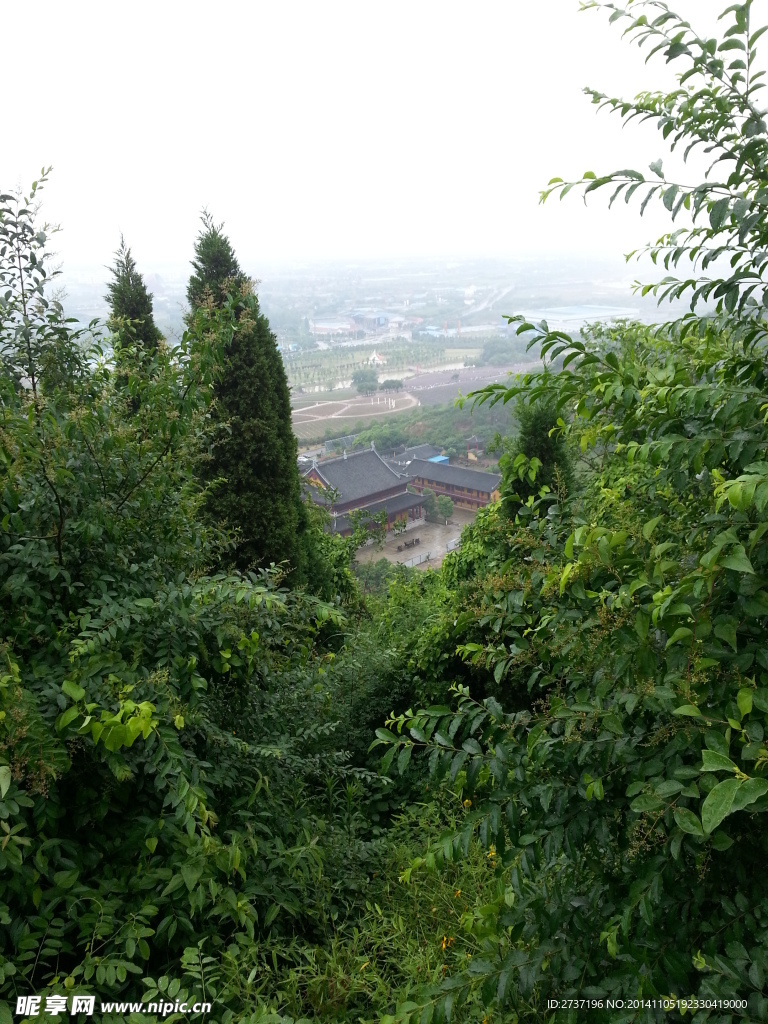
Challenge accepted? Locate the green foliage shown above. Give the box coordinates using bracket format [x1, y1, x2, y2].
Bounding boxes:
[352, 367, 379, 395]
[293, 499, 359, 603]
[421, 488, 439, 523]
[380, 380, 403, 392]
[0, 189, 393, 1021]
[185, 213, 310, 577]
[0, 171, 83, 396]
[226, 806, 506, 1024]
[479, 336, 528, 366]
[545, 0, 768, 341]
[12, 4, 768, 1021]
[377, 315, 768, 1018]
[436, 495, 454, 522]
[187, 211, 247, 312]
[370, 4, 768, 1019]
[490, 398, 574, 510]
[105, 235, 162, 351]
[353, 401, 511, 457]
[355, 557, 400, 596]
[201, 290, 304, 573]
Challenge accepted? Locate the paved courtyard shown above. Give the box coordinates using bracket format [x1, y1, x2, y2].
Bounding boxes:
[355, 508, 476, 569]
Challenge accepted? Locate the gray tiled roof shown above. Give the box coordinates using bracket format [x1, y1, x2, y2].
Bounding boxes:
[310, 449, 403, 504]
[332, 491, 423, 533]
[388, 443, 441, 464]
[406, 459, 501, 494]
[356, 491, 423, 516]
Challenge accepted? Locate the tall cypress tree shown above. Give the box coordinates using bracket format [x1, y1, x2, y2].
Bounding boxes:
[187, 211, 247, 310]
[189, 213, 302, 571]
[105, 236, 162, 350]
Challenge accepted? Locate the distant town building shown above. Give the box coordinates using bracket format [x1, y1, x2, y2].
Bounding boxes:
[303, 447, 423, 536]
[384, 444, 441, 471]
[405, 459, 501, 511]
[352, 309, 389, 333]
[308, 317, 356, 337]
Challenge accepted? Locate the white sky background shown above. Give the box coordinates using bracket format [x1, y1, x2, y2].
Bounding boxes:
[1, 0, 753, 276]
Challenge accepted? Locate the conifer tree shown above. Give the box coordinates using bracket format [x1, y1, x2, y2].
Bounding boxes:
[189, 213, 303, 571]
[105, 236, 162, 350]
[187, 210, 247, 310]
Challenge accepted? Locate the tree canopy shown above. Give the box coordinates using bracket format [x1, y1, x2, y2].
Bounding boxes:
[186, 215, 305, 574]
[105, 235, 163, 351]
[352, 366, 379, 395]
[200, 293, 305, 571]
[187, 210, 247, 312]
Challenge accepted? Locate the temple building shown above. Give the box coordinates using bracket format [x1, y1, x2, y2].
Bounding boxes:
[404, 459, 501, 511]
[303, 446, 423, 536]
[383, 443, 441, 471]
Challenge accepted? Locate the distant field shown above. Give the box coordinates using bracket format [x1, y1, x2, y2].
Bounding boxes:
[443, 347, 482, 361]
[292, 392, 418, 440]
[291, 387, 357, 408]
[407, 363, 533, 406]
[291, 362, 539, 441]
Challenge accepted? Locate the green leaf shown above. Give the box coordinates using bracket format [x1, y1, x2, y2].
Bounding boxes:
[666, 627, 693, 648]
[397, 745, 413, 774]
[635, 610, 650, 639]
[671, 830, 683, 860]
[57, 705, 80, 730]
[603, 713, 624, 735]
[54, 869, 79, 889]
[710, 196, 731, 230]
[160, 874, 185, 897]
[380, 747, 396, 774]
[62, 680, 85, 702]
[264, 903, 279, 926]
[663, 184, 679, 211]
[673, 704, 703, 718]
[181, 860, 204, 892]
[710, 831, 735, 851]
[737, 688, 753, 718]
[730, 776, 768, 813]
[720, 548, 755, 573]
[714, 621, 738, 651]
[701, 778, 741, 834]
[701, 750, 739, 773]
[527, 722, 547, 754]
[654, 780, 683, 800]
[642, 515, 663, 540]
[631, 793, 665, 812]
[0, 766, 10, 799]
[674, 807, 704, 835]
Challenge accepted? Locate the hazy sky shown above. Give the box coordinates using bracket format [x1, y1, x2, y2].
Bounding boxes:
[2, 0, 748, 274]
